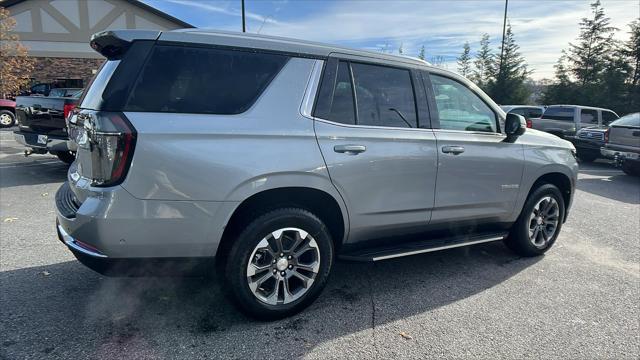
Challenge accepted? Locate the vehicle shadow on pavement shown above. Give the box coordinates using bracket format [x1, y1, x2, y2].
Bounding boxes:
[0, 155, 68, 189]
[0, 241, 540, 359]
[577, 174, 640, 205]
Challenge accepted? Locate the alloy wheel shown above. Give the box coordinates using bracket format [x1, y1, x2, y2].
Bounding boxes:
[0, 113, 13, 126]
[246, 227, 320, 305]
[528, 196, 560, 248]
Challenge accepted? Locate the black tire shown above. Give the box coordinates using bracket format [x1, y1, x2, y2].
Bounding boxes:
[622, 161, 639, 176]
[225, 208, 334, 320]
[504, 184, 565, 257]
[55, 151, 76, 164]
[576, 150, 598, 163]
[0, 110, 16, 128]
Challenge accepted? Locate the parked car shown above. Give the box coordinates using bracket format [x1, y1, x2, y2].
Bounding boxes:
[500, 105, 545, 128]
[532, 105, 618, 139]
[0, 98, 17, 128]
[601, 113, 640, 176]
[56, 29, 578, 319]
[48, 88, 83, 98]
[13, 92, 81, 163]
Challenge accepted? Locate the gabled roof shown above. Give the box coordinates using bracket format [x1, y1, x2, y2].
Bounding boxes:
[0, 0, 194, 28]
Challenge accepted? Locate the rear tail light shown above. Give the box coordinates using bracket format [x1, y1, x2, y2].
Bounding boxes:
[71, 111, 136, 187]
[63, 103, 76, 120]
[526, 119, 533, 128]
[604, 128, 610, 143]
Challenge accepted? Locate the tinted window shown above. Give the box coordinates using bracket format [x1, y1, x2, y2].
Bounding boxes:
[49, 89, 65, 97]
[125, 46, 289, 114]
[510, 108, 526, 116]
[429, 74, 497, 132]
[602, 111, 619, 125]
[580, 109, 598, 124]
[542, 107, 574, 121]
[325, 61, 355, 124]
[528, 108, 543, 118]
[610, 113, 640, 127]
[351, 63, 417, 128]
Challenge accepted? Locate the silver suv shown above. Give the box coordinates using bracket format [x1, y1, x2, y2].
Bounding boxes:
[56, 29, 578, 319]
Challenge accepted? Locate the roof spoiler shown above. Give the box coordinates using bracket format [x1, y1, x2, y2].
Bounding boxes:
[90, 30, 161, 59]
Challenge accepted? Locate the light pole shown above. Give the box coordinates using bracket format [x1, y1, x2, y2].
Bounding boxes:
[241, 0, 246, 32]
[499, 0, 509, 76]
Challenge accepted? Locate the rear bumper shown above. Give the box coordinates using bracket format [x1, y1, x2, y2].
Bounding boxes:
[601, 147, 640, 161]
[13, 130, 75, 152]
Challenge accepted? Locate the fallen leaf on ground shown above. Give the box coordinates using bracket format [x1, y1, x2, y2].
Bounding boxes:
[41, 193, 49, 197]
[42, 271, 50, 276]
[399, 331, 412, 340]
[3, 217, 18, 223]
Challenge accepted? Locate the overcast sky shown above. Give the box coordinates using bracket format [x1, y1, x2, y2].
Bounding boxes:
[142, 0, 639, 80]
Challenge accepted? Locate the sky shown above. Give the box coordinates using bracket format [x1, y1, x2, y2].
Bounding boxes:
[142, 0, 640, 80]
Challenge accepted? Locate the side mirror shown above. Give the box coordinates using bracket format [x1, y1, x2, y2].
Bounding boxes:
[505, 113, 526, 140]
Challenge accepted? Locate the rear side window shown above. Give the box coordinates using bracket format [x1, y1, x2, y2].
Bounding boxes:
[326, 61, 356, 125]
[542, 107, 574, 121]
[528, 108, 543, 118]
[602, 111, 619, 125]
[125, 45, 289, 114]
[351, 63, 417, 128]
[580, 109, 598, 124]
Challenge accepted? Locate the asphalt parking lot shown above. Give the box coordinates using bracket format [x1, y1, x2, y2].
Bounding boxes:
[1, 127, 639, 360]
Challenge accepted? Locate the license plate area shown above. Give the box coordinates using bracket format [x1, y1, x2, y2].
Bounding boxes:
[37, 134, 48, 144]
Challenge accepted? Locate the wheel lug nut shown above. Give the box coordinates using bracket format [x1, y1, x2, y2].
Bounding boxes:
[272, 269, 277, 274]
[280, 253, 284, 257]
[272, 260, 276, 264]
[280, 271, 286, 276]
[288, 265, 293, 269]
[287, 255, 292, 260]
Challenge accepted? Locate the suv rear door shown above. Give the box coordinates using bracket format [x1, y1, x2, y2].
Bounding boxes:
[425, 71, 524, 224]
[313, 56, 437, 241]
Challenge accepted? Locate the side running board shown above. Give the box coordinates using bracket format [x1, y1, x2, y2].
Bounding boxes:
[339, 232, 508, 262]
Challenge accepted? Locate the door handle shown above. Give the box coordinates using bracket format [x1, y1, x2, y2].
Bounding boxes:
[441, 145, 465, 155]
[334, 144, 366, 154]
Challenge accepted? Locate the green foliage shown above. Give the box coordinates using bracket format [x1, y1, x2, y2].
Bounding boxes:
[418, 45, 426, 61]
[457, 42, 472, 77]
[485, 23, 531, 104]
[398, 42, 404, 55]
[471, 34, 493, 88]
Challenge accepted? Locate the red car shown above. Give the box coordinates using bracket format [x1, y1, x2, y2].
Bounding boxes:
[0, 99, 16, 128]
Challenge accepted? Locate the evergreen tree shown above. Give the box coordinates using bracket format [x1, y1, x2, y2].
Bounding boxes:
[568, 0, 617, 86]
[471, 34, 493, 88]
[418, 45, 426, 61]
[398, 42, 404, 55]
[457, 42, 472, 77]
[485, 23, 531, 104]
[625, 19, 640, 86]
[542, 53, 577, 104]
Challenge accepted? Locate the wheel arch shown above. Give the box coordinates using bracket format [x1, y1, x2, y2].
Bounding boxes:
[216, 186, 349, 267]
[525, 171, 573, 222]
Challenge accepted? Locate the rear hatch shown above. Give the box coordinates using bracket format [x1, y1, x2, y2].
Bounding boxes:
[67, 31, 158, 194]
[608, 113, 640, 151]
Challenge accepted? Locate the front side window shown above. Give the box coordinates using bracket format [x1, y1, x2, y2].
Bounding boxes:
[580, 109, 598, 125]
[542, 107, 575, 121]
[351, 63, 417, 128]
[429, 74, 497, 132]
[125, 45, 289, 114]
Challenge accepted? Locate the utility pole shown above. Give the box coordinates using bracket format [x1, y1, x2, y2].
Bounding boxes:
[499, 0, 509, 77]
[241, 0, 246, 32]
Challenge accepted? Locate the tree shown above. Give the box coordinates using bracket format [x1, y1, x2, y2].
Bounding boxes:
[471, 34, 493, 88]
[624, 19, 640, 112]
[485, 23, 531, 104]
[0, 7, 35, 98]
[398, 42, 404, 55]
[457, 42, 472, 77]
[542, 52, 577, 104]
[568, 0, 617, 86]
[418, 45, 426, 61]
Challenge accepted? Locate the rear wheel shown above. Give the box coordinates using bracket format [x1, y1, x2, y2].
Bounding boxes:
[505, 184, 565, 257]
[225, 208, 334, 320]
[0, 110, 15, 128]
[55, 151, 76, 164]
[576, 150, 598, 163]
[622, 161, 639, 176]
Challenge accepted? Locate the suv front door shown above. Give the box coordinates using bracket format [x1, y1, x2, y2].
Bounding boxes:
[425, 72, 524, 225]
[313, 58, 437, 242]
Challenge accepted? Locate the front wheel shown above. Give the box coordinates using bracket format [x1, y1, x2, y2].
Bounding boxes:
[622, 161, 640, 176]
[225, 208, 334, 320]
[576, 150, 598, 163]
[505, 184, 565, 257]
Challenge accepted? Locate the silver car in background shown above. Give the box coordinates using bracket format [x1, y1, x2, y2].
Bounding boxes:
[56, 29, 578, 319]
[532, 104, 618, 138]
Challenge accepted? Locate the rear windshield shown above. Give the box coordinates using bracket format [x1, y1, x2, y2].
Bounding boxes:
[542, 107, 575, 121]
[124, 45, 289, 115]
[610, 113, 640, 127]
